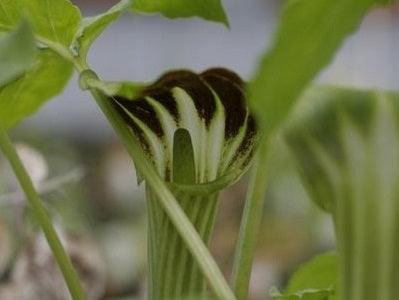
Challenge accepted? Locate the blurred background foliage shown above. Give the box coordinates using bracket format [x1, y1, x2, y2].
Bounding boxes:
[0, 0, 398, 299]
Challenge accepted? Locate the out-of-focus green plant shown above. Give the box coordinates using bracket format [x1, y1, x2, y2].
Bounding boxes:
[284, 87, 399, 300]
[0, 20, 86, 300]
[234, 0, 395, 299]
[0, 0, 397, 299]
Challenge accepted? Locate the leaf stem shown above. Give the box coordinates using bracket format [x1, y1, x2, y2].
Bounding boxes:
[87, 84, 235, 300]
[231, 137, 269, 300]
[35, 36, 87, 72]
[0, 122, 86, 300]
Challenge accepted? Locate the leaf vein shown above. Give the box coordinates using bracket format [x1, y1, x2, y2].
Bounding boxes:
[45, 0, 60, 43]
[0, 2, 13, 26]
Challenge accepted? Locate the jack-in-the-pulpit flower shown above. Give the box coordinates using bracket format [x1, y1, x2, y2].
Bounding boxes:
[112, 68, 257, 184]
[110, 68, 257, 299]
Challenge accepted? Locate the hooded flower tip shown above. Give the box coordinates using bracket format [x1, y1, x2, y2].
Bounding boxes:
[112, 68, 258, 183]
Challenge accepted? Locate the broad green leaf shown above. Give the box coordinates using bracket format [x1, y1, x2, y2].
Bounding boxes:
[131, 0, 229, 26]
[0, 0, 26, 31]
[271, 252, 337, 300]
[72, 0, 131, 60]
[23, 0, 81, 47]
[0, 49, 73, 128]
[270, 287, 333, 300]
[0, 0, 22, 30]
[0, 21, 36, 87]
[249, 0, 393, 136]
[0, 0, 81, 47]
[286, 252, 337, 295]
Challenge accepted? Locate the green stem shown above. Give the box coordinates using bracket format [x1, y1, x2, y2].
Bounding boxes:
[231, 137, 269, 300]
[87, 84, 235, 300]
[34, 36, 87, 72]
[334, 168, 399, 300]
[0, 122, 86, 300]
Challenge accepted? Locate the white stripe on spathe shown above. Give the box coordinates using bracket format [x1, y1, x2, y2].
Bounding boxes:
[112, 68, 257, 184]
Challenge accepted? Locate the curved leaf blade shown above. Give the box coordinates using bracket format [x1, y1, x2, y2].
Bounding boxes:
[271, 287, 333, 300]
[250, 0, 393, 136]
[286, 252, 337, 295]
[271, 252, 337, 300]
[0, 49, 73, 129]
[131, 0, 229, 26]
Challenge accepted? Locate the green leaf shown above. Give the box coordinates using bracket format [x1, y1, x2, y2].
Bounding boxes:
[0, 21, 36, 87]
[72, 0, 131, 60]
[271, 252, 337, 300]
[22, 0, 81, 47]
[131, 0, 229, 27]
[0, 0, 22, 30]
[0, 0, 81, 47]
[286, 252, 337, 295]
[249, 0, 393, 136]
[270, 287, 333, 300]
[0, 49, 73, 128]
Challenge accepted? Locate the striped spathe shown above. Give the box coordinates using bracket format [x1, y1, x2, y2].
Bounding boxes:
[112, 68, 257, 183]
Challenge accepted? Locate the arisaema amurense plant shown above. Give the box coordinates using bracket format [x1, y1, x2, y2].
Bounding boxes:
[111, 68, 258, 299]
[0, 0, 397, 299]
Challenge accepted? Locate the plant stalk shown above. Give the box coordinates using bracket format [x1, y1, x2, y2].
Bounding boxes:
[231, 137, 269, 300]
[334, 162, 399, 300]
[0, 122, 87, 300]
